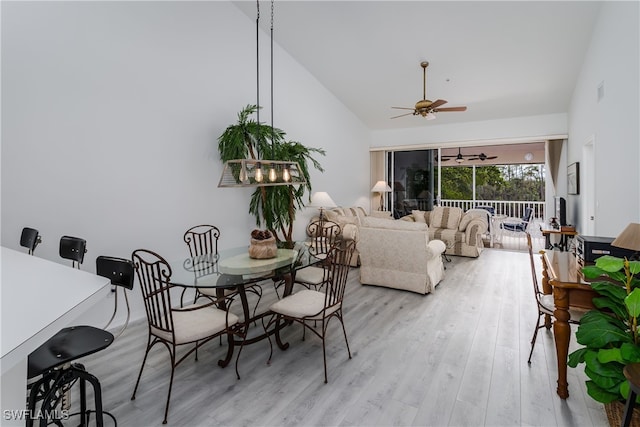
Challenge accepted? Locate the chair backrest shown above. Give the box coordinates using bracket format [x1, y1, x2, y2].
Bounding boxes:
[96, 256, 135, 290]
[307, 219, 341, 258]
[523, 207, 533, 224]
[323, 240, 356, 310]
[59, 235, 87, 268]
[184, 225, 220, 257]
[20, 227, 41, 255]
[131, 249, 175, 337]
[525, 232, 543, 298]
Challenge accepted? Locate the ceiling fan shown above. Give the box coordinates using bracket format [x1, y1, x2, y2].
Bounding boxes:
[439, 148, 498, 163]
[391, 61, 467, 120]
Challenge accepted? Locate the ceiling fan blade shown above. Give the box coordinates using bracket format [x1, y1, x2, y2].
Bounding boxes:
[485, 156, 498, 160]
[429, 99, 448, 110]
[468, 157, 480, 161]
[391, 106, 417, 110]
[433, 106, 467, 112]
[390, 112, 415, 119]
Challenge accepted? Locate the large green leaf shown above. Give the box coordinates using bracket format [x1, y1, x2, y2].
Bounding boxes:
[625, 287, 640, 317]
[575, 311, 631, 347]
[598, 348, 624, 364]
[620, 343, 640, 363]
[568, 347, 592, 367]
[586, 380, 622, 403]
[591, 281, 628, 303]
[592, 296, 628, 320]
[595, 255, 625, 273]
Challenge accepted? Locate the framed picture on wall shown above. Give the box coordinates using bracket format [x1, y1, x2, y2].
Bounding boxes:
[568, 162, 579, 195]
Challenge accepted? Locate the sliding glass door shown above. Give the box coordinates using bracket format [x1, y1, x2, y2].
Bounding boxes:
[387, 149, 437, 218]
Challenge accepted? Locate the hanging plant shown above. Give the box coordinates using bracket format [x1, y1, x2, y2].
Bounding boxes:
[218, 104, 325, 244]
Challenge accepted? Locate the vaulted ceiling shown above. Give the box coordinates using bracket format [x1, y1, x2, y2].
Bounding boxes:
[234, 1, 602, 131]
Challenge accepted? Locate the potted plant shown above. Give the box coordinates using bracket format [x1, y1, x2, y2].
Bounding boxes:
[568, 255, 640, 418]
[218, 104, 325, 245]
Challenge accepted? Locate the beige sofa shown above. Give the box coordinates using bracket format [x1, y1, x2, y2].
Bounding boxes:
[358, 216, 446, 294]
[319, 206, 392, 267]
[402, 206, 489, 258]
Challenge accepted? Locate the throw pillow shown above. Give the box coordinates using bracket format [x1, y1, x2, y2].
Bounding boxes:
[411, 210, 427, 223]
[370, 210, 393, 219]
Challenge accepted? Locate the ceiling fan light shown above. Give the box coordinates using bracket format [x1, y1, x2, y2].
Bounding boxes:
[426, 112, 436, 120]
[455, 156, 464, 164]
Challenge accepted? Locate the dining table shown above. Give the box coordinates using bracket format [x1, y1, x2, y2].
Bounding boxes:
[166, 242, 315, 374]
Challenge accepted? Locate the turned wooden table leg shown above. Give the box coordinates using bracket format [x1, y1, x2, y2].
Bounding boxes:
[540, 250, 553, 329]
[552, 285, 571, 399]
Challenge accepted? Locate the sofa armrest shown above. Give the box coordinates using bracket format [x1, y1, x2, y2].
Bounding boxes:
[464, 218, 488, 246]
[426, 240, 446, 258]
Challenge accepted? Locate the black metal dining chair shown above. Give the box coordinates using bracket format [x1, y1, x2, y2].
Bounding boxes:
[59, 235, 87, 269]
[266, 240, 356, 383]
[131, 248, 240, 424]
[20, 227, 42, 255]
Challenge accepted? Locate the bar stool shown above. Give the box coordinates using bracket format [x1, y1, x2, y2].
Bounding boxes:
[96, 256, 134, 339]
[622, 363, 640, 427]
[20, 227, 42, 255]
[27, 326, 114, 426]
[59, 236, 87, 269]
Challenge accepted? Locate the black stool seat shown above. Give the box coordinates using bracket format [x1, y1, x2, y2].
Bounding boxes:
[28, 326, 114, 378]
[27, 326, 114, 427]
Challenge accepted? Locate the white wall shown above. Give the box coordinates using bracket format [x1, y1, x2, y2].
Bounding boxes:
[567, 1, 640, 236]
[370, 113, 568, 149]
[1, 2, 370, 326]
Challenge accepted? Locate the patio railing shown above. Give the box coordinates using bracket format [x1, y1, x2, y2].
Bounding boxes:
[440, 199, 545, 220]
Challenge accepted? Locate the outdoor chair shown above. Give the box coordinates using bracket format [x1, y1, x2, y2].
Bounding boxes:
[500, 207, 533, 243]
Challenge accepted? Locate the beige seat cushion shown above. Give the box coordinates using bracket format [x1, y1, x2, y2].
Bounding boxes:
[151, 304, 239, 345]
[270, 289, 339, 320]
[295, 265, 325, 285]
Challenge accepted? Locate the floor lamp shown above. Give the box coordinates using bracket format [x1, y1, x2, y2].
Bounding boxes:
[371, 181, 391, 211]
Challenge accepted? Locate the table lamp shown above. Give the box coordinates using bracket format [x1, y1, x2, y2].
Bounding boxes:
[371, 181, 392, 211]
[612, 223, 640, 260]
[309, 191, 337, 221]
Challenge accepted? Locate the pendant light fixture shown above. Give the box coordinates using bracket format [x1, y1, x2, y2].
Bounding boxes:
[218, 0, 306, 188]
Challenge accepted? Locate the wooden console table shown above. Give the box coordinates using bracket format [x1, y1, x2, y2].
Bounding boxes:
[540, 250, 597, 399]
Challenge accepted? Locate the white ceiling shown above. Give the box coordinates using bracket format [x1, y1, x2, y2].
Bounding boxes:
[233, 1, 602, 131]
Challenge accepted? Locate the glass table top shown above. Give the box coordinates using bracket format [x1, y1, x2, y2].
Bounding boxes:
[167, 242, 314, 289]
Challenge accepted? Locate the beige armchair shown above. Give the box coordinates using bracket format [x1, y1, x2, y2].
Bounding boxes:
[358, 217, 446, 294]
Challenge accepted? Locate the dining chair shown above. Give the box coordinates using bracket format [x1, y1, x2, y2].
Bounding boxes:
[266, 239, 356, 383]
[20, 227, 42, 255]
[59, 235, 87, 269]
[96, 256, 135, 339]
[281, 218, 342, 297]
[525, 231, 555, 364]
[26, 325, 115, 427]
[131, 248, 240, 425]
[183, 224, 262, 314]
[526, 232, 579, 364]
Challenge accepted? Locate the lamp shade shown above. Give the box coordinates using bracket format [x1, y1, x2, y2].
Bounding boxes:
[612, 223, 640, 252]
[309, 192, 337, 209]
[371, 181, 392, 193]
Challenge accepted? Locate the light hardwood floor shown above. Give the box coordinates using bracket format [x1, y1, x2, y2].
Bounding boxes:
[76, 247, 607, 426]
